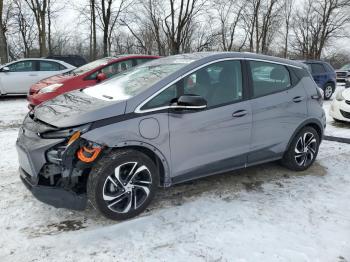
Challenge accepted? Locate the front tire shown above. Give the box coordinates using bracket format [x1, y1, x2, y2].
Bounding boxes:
[281, 126, 320, 171]
[87, 149, 158, 220]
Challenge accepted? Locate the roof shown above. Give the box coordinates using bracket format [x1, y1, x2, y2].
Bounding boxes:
[4, 58, 76, 68]
[143, 52, 305, 69]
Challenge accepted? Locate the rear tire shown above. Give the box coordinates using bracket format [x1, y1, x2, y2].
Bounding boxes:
[323, 83, 334, 100]
[281, 126, 320, 171]
[87, 149, 158, 220]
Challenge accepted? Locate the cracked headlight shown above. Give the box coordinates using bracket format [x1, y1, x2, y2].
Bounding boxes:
[38, 83, 63, 94]
[40, 124, 91, 139]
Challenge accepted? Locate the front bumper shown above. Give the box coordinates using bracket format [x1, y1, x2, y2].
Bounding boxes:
[16, 119, 88, 210]
[20, 168, 87, 210]
[329, 99, 350, 122]
[336, 78, 347, 82]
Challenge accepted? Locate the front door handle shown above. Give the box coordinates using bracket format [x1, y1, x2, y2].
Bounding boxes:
[29, 74, 38, 76]
[232, 110, 248, 118]
[292, 96, 304, 103]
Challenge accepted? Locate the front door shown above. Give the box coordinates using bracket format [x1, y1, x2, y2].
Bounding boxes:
[167, 60, 252, 181]
[1, 60, 38, 94]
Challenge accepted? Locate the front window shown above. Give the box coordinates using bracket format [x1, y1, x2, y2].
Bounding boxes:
[142, 60, 243, 110]
[7, 61, 35, 72]
[83, 60, 192, 101]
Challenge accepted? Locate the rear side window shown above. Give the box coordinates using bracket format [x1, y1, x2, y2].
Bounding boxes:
[59, 64, 67, 70]
[310, 63, 326, 74]
[136, 58, 154, 65]
[324, 63, 334, 72]
[86, 60, 134, 80]
[142, 60, 243, 110]
[39, 61, 61, 71]
[249, 61, 291, 98]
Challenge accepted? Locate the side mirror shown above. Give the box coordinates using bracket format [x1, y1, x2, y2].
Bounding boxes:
[171, 95, 207, 110]
[96, 72, 107, 82]
[1, 66, 10, 72]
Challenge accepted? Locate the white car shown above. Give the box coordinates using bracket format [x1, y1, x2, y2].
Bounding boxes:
[0, 58, 75, 95]
[329, 88, 350, 122]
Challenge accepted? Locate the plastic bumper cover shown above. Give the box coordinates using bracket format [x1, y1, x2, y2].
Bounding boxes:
[19, 168, 87, 210]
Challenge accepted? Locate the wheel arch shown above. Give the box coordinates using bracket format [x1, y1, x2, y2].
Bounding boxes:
[112, 141, 171, 187]
[324, 80, 335, 89]
[285, 119, 323, 153]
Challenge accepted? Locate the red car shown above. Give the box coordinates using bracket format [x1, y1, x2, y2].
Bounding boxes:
[27, 55, 160, 108]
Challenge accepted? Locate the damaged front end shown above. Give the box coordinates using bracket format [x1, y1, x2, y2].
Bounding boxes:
[16, 114, 104, 210]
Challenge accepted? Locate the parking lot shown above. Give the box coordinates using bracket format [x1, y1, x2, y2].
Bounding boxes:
[0, 91, 349, 262]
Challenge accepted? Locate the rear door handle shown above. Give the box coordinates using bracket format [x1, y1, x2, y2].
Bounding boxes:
[232, 110, 248, 118]
[29, 74, 38, 76]
[292, 96, 304, 103]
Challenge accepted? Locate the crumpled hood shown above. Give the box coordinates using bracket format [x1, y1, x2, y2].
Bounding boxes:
[30, 74, 75, 93]
[33, 90, 127, 128]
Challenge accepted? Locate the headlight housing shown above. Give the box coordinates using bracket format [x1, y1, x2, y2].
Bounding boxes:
[38, 83, 63, 94]
[40, 124, 91, 139]
[336, 90, 345, 101]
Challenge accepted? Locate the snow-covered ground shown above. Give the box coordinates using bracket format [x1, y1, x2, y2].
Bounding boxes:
[0, 95, 349, 262]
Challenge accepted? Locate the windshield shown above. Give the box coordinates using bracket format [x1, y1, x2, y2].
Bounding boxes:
[340, 64, 350, 70]
[67, 58, 114, 76]
[83, 59, 193, 101]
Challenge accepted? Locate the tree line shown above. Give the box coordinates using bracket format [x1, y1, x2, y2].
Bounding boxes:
[0, 0, 350, 67]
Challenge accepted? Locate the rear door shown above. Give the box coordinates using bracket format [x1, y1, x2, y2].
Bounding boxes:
[247, 60, 307, 164]
[0, 60, 38, 94]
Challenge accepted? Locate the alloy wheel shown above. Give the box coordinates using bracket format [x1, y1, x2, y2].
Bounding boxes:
[102, 162, 152, 213]
[324, 85, 333, 99]
[294, 132, 317, 167]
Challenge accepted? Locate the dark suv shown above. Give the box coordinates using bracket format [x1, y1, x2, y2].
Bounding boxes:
[46, 55, 87, 67]
[302, 61, 336, 100]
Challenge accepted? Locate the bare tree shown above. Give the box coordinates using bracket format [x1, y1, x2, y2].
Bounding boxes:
[95, 0, 129, 56]
[213, 0, 244, 51]
[163, 0, 206, 55]
[292, 0, 350, 59]
[243, 0, 283, 54]
[24, 0, 49, 56]
[47, 0, 65, 55]
[0, 0, 9, 63]
[11, 0, 37, 58]
[90, 0, 97, 59]
[282, 0, 294, 58]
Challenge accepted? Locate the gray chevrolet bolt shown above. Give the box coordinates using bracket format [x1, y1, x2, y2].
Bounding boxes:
[16, 52, 326, 220]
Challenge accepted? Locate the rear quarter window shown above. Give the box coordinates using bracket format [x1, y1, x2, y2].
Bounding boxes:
[310, 63, 326, 74]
